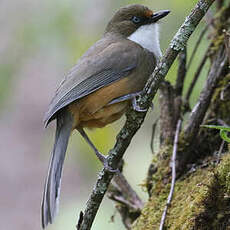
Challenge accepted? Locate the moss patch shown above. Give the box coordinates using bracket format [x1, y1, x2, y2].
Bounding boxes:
[132, 153, 230, 230]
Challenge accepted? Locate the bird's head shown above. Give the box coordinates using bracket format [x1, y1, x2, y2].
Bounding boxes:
[105, 4, 170, 37]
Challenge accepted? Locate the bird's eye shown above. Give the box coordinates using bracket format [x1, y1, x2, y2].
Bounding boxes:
[131, 16, 141, 24]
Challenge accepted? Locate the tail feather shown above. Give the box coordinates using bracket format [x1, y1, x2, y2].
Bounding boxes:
[41, 111, 73, 228]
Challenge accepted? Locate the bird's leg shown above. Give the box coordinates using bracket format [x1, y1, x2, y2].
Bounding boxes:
[78, 129, 144, 212]
[77, 127, 118, 173]
[108, 91, 154, 112]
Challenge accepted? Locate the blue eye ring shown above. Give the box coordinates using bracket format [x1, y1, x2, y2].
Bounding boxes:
[132, 16, 141, 24]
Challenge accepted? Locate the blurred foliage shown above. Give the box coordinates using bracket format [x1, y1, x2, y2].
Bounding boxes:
[0, 63, 14, 106]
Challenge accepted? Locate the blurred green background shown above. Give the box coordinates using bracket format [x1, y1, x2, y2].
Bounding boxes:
[0, 0, 211, 229]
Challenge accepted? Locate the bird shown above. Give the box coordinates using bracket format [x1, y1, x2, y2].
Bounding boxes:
[41, 4, 170, 228]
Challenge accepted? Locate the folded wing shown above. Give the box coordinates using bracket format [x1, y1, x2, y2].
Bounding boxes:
[44, 39, 144, 127]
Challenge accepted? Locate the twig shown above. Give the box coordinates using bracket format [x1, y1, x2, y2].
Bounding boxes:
[223, 29, 230, 66]
[77, 1, 215, 229]
[113, 202, 140, 230]
[185, 44, 210, 101]
[204, 10, 214, 28]
[159, 81, 175, 144]
[159, 49, 186, 146]
[175, 48, 187, 97]
[108, 188, 140, 210]
[108, 178, 143, 230]
[217, 119, 229, 127]
[174, 48, 187, 123]
[113, 172, 144, 209]
[187, 24, 209, 71]
[184, 45, 228, 140]
[159, 119, 182, 230]
[150, 119, 158, 154]
[217, 140, 225, 164]
[106, 171, 144, 229]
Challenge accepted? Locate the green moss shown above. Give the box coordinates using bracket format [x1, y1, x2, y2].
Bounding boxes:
[210, 34, 225, 54]
[209, 74, 230, 123]
[132, 153, 230, 230]
[217, 154, 230, 194]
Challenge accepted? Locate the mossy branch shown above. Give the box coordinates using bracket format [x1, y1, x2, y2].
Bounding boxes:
[77, 0, 215, 229]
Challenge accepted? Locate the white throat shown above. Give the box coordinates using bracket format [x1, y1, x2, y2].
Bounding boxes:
[127, 23, 162, 59]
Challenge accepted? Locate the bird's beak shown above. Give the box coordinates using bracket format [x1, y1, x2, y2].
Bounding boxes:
[150, 10, 170, 23]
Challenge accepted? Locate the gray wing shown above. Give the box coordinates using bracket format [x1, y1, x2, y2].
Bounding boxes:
[44, 39, 142, 127]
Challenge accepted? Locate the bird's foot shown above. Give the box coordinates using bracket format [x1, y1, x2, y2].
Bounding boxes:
[104, 156, 120, 173]
[95, 151, 119, 173]
[108, 91, 154, 112]
[132, 93, 154, 112]
[132, 96, 147, 112]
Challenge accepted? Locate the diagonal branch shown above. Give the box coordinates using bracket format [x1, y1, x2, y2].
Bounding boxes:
[174, 48, 187, 122]
[159, 81, 176, 144]
[77, 1, 215, 229]
[184, 45, 228, 140]
[185, 43, 210, 101]
[175, 48, 187, 97]
[187, 24, 208, 71]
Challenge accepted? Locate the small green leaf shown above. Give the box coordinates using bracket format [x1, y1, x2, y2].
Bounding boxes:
[201, 125, 230, 143]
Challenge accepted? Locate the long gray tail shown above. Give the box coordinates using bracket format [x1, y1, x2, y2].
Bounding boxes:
[41, 111, 73, 228]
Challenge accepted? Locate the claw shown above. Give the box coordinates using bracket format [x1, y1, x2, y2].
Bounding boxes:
[132, 95, 148, 112]
[103, 156, 119, 173]
[132, 93, 154, 112]
[108, 91, 153, 113]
